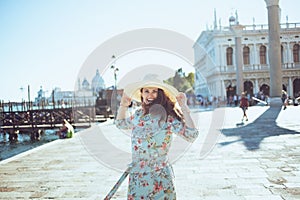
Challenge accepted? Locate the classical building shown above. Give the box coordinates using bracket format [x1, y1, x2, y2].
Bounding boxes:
[75, 70, 106, 105]
[91, 69, 106, 95]
[194, 16, 300, 101]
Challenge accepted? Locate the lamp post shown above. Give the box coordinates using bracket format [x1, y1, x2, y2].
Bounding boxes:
[20, 86, 24, 102]
[111, 66, 119, 91]
[110, 55, 119, 120]
[20, 86, 24, 111]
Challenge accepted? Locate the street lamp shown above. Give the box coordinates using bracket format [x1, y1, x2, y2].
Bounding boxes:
[111, 65, 119, 91]
[110, 55, 119, 120]
[20, 86, 24, 111]
[20, 86, 24, 102]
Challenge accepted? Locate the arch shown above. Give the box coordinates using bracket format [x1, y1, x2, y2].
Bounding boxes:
[243, 46, 250, 65]
[293, 78, 300, 97]
[259, 45, 267, 64]
[226, 47, 233, 65]
[226, 84, 236, 105]
[293, 44, 300, 63]
[282, 84, 287, 92]
[244, 80, 253, 96]
[260, 84, 270, 96]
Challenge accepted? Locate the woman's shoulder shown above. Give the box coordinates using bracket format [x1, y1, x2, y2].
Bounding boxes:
[241, 97, 248, 101]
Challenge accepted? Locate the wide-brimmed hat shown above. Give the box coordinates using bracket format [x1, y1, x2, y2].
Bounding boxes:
[124, 74, 179, 102]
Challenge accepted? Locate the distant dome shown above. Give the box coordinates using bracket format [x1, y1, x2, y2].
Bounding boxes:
[82, 78, 90, 90]
[229, 16, 236, 23]
[91, 69, 105, 92]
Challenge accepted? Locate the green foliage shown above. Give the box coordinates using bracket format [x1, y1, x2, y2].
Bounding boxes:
[164, 69, 195, 93]
[186, 72, 195, 86]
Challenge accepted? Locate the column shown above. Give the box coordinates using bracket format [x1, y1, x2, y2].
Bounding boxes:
[282, 43, 287, 68]
[287, 43, 292, 67]
[221, 79, 225, 98]
[253, 44, 258, 69]
[230, 24, 245, 96]
[255, 79, 260, 94]
[265, 0, 282, 97]
[219, 45, 223, 69]
[288, 77, 293, 97]
[222, 46, 227, 71]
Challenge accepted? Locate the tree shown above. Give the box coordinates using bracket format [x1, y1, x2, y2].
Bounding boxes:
[164, 70, 194, 93]
[186, 72, 195, 87]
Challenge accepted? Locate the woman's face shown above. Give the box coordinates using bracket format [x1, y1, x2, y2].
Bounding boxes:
[141, 87, 158, 105]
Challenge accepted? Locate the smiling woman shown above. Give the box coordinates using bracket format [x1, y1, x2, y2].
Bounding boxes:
[112, 74, 199, 199]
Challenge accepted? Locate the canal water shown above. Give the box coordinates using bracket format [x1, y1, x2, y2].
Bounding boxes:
[0, 130, 59, 161]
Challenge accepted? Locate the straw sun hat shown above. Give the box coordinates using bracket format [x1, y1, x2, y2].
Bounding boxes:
[124, 74, 179, 103]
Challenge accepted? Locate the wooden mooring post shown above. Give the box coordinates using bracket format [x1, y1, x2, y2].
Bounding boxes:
[0, 102, 105, 142]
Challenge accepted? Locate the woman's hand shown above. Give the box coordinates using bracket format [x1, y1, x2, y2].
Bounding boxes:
[176, 92, 194, 128]
[176, 92, 188, 108]
[120, 93, 132, 107]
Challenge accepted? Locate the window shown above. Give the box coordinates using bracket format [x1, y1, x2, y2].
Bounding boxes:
[226, 47, 233, 65]
[293, 44, 300, 63]
[259, 45, 267, 64]
[243, 46, 250, 65]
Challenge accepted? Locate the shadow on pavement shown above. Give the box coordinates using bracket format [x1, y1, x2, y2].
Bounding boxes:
[220, 106, 300, 150]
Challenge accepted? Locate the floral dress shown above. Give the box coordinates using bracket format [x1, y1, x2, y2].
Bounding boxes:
[116, 108, 198, 200]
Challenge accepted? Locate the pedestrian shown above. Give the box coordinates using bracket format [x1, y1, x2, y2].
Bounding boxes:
[233, 94, 238, 106]
[281, 90, 288, 110]
[265, 95, 269, 105]
[239, 92, 249, 121]
[115, 74, 199, 199]
[57, 120, 68, 139]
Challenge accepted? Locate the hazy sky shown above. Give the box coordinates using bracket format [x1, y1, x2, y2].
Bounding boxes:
[0, 0, 298, 101]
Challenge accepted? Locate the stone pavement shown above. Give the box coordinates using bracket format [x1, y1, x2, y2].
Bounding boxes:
[0, 105, 300, 199]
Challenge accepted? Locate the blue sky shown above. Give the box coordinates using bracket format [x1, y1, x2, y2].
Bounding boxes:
[0, 0, 298, 101]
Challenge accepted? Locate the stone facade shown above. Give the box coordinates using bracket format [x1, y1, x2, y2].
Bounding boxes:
[194, 22, 300, 100]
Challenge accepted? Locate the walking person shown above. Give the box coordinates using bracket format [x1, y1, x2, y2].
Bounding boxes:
[233, 94, 238, 106]
[239, 92, 249, 121]
[115, 74, 199, 199]
[281, 90, 288, 110]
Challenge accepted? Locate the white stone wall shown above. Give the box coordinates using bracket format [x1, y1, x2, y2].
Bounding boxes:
[194, 23, 300, 98]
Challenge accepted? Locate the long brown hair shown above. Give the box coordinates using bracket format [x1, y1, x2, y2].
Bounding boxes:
[141, 88, 183, 121]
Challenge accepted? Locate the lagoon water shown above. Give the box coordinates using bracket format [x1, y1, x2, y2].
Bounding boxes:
[0, 130, 59, 161]
[0, 105, 214, 162]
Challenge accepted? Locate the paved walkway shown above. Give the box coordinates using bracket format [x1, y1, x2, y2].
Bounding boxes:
[0, 105, 300, 199]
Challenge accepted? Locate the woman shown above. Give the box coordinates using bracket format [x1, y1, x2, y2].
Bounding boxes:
[115, 75, 199, 199]
[57, 120, 68, 139]
[239, 92, 249, 121]
[281, 90, 288, 110]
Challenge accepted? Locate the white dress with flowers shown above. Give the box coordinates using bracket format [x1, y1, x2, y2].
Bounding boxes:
[116, 108, 198, 199]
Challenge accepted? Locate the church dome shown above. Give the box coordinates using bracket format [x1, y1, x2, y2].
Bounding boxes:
[82, 78, 90, 90]
[91, 69, 105, 92]
[229, 16, 236, 23]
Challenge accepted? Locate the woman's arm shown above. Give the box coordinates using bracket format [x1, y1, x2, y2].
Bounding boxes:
[174, 92, 199, 142]
[115, 93, 133, 129]
[116, 93, 131, 120]
[176, 92, 196, 128]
